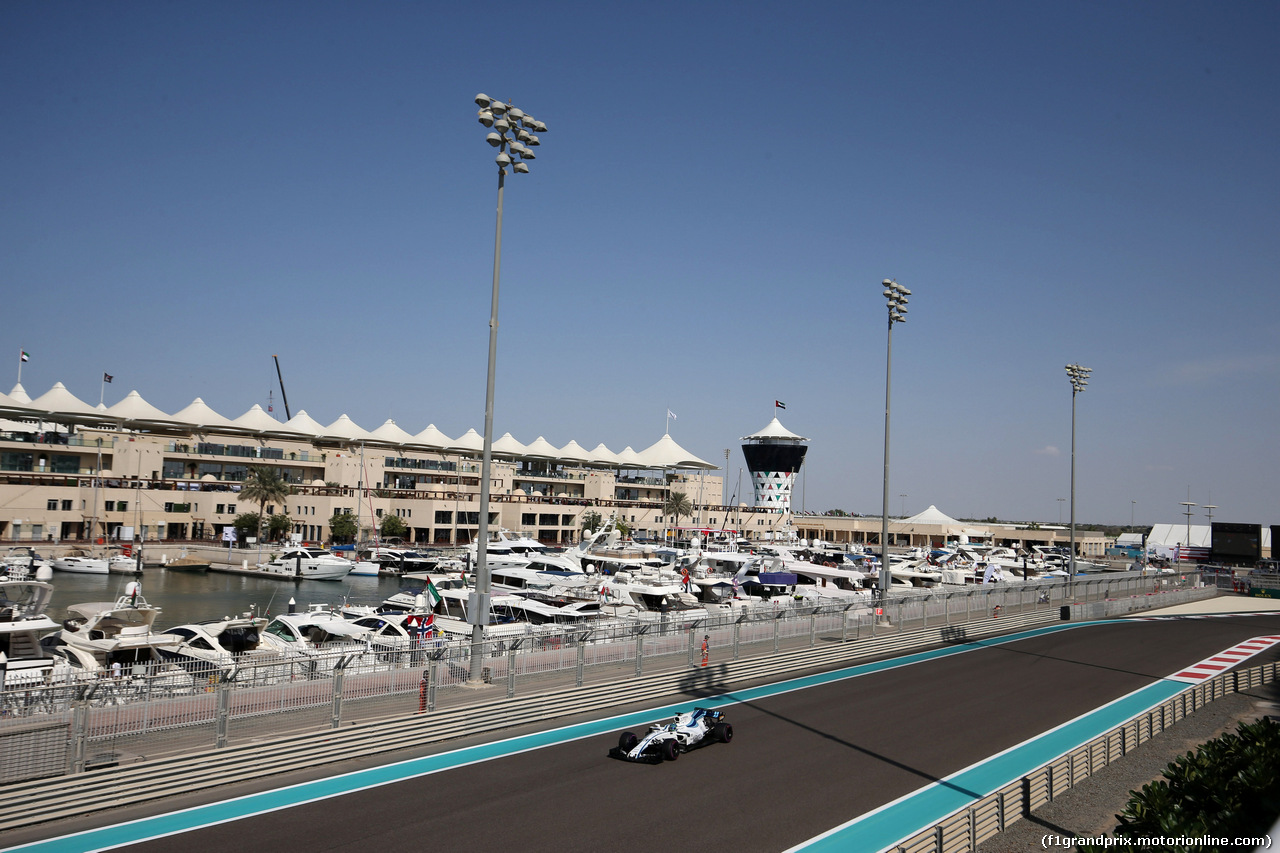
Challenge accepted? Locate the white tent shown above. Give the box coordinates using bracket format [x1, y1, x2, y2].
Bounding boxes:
[104, 390, 185, 429]
[232, 404, 307, 438]
[171, 398, 250, 433]
[448, 428, 485, 453]
[367, 419, 417, 447]
[900, 505, 963, 527]
[410, 424, 453, 451]
[557, 440, 592, 464]
[490, 433, 528, 458]
[635, 433, 717, 470]
[319, 414, 375, 443]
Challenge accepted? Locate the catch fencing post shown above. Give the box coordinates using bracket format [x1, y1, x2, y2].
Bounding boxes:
[575, 637, 585, 687]
[331, 662, 345, 730]
[69, 698, 88, 774]
[506, 645, 516, 699]
[773, 612, 780, 652]
[215, 680, 231, 749]
[427, 659, 438, 711]
[635, 634, 644, 676]
[810, 611, 817, 646]
[688, 629, 697, 668]
[732, 619, 740, 660]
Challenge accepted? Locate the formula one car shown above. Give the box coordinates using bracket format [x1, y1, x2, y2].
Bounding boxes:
[609, 707, 733, 763]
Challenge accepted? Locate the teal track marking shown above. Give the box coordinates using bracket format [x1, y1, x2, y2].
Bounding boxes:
[786, 678, 1185, 853]
[2, 621, 1176, 853]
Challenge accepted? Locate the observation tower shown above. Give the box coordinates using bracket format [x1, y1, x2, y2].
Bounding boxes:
[741, 417, 809, 514]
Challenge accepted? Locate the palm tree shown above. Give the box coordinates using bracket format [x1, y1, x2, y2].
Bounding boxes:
[240, 466, 292, 543]
[664, 490, 692, 540]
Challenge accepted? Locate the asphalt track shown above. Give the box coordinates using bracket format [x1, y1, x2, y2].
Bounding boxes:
[11, 614, 1280, 853]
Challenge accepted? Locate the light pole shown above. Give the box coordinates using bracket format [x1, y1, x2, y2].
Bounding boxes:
[1065, 363, 1091, 575]
[468, 93, 546, 684]
[1180, 501, 1196, 563]
[880, 278, 910, 600]
[1130, 500, 1136, 529]
[1057, 497, 1065, 524]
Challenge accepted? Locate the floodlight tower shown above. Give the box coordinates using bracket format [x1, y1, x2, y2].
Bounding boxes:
[1065, 363, 1091, 575]
[469, 94, 546, 684]
[880, 279, 910, 599]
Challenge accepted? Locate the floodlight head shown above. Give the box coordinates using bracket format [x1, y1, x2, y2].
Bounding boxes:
[493, 118, 510, 133]
[475, 93, 492, 108]
[883, 279, 894, 287]
[496, 152, 511, 167]
[516, 129, 532, 143]
[478, 109, 494, 127]
[883, 288, 894, 298]
[898, 286, 911, 296]
[507, 107, 524, 120]
[520, 149, 535, 160]
[490, 101, 508, 115]
[485, 132, 502, 148]
[513, 162, 529, 173]
[532, 120, 546, 132]
[527, 134, 540, 146]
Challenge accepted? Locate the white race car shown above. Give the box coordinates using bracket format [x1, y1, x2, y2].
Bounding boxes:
[610, 707, 733, 763]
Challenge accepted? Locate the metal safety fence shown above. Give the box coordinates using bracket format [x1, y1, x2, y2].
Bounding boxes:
[0, 571, 1202, 784]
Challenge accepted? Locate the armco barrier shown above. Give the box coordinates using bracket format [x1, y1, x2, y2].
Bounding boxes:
[890, 661, 1279, 853]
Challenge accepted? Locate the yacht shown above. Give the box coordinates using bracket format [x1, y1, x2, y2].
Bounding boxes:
[596, 569, 705, 627]
[40, 581, 182, 676]
[1, 547, 51, 581]
[157, 615, 275, 676]
[0, 580, 73, 687]
[51, 551, 109, 575]
[258, 548, 353, 581]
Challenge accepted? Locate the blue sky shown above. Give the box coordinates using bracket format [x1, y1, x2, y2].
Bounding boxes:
[3, 1, 1277, 526]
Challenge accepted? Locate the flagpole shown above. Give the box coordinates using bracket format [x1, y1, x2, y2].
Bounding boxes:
[16, 350, 23, 385]
[100, 375, 106, 407]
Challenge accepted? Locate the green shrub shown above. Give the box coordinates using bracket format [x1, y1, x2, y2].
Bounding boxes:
[1115, 716, 1280, 847]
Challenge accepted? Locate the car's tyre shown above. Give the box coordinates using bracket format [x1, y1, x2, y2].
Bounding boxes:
[661, 739, 679, 761]
[714, 722, 733, 743]
[618, 731, 638, 752]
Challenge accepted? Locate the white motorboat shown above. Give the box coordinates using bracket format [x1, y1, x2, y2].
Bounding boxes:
[258, 606, 376, 671]
[1, 547, 52, 581]
[596, 570, 706, 627]
[0, 581, 73, 687]
[40, 581, 182, 676]
[258, 548, 353, 581]
[158, 615, 275, 675]
[51, 551, 109, 575]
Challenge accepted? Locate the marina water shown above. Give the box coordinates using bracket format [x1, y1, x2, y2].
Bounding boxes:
[42, 569, 404, 629]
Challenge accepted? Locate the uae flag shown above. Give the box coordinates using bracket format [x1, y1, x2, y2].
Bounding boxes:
[775, 400, 786, 409]
[20, 351, 29, 362]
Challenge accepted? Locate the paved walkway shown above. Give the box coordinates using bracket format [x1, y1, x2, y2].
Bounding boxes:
[1127, 592, 1280, 617]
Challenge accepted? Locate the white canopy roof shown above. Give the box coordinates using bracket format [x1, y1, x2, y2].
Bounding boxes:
[900, 505, 963, 527]
[557, 440, 592, 463]
[29, 383, 104, 420]
[170, 398, 248, 432]
[636, 434, 717, 470]
[522, 436, 561, 459]
[448, 428, 485, 453]
[741, 417, 808, 442]
[319, 414, 375, 443]
[368, 419, 417, 446]
[587, 443, 621, 465]
[1147, 523, 1212, 549]
[614, 446, 644, 467]
[410, 424, 452, 450]
[490, 433, 527, 457]
[104, 390, 184, 428]
[6, 384, 32, 405]
[281, 410, 327, 437]
[0, 387, 34, 415]
[232, 404, 307, 437]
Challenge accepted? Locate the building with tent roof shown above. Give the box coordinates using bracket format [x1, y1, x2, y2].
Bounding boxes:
[741, 417, 808, 516]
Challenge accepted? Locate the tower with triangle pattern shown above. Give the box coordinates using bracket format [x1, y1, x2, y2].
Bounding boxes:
[740, 417, 808, 514]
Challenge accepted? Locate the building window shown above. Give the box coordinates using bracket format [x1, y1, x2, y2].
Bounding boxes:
[61, 500, 73, 511]
[104, 501, 115, 512]
[435, 511, 452, 525]
[228, 504, 236, 514]
[216, 504, 225, 514]
[117, 501, 128, 513]
[47, 499, 57, 511]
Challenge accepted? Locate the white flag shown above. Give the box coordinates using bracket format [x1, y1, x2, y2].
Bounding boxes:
[667, 409, 677, 420]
